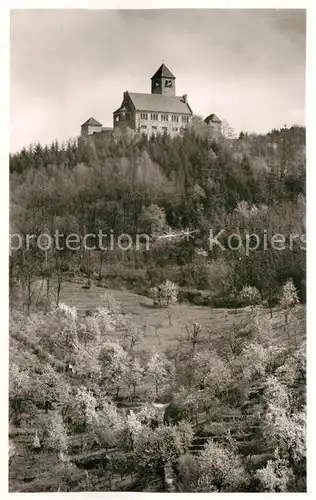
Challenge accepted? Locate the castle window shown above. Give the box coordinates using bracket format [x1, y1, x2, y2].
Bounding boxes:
[161, 114, 168, 121]
[125, 113, 130, 121]
[150, 113, 158, 121]
[182, 116, 189, 123]
[162, 126, 168, 133]
[152, 125, 157, 130]
[172, 115, 179, 123]
[141, 125, 147, 129]
[140, 112, 148, 120]
[165, 79, 172, 87]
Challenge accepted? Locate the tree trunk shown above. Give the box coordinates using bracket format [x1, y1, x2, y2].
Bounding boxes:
[268, 301, 273, 318]
[45, 277, 51, 314]
[108, 472, 112, 489]
[168, 311, 172, 325]
[9, 256, 15, 307]
[98, 251, 105, 281]
[56, 274, 62, 307]
[27, 277, 32, 315]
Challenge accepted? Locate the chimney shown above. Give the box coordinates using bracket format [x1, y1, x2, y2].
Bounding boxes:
[181, 94, 188, 103]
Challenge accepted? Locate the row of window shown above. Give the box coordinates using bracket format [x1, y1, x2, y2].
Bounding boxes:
[116, 112, 190, 123]
[115, 112, 131, 122]
[140, 113, 190, 123]
[140, 125, 180, 132]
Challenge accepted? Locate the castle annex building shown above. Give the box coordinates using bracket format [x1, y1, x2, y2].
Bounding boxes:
[81, 64, 221, 138]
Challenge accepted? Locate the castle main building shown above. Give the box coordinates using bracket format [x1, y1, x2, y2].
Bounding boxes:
[81, 64, 221, 138]
[113, 63, 193, 137]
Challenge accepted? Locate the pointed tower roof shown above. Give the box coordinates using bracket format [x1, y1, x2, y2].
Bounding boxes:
[81, 117, 102, 127]
[151, 63, 175, 80]
[204, 113, 222, 124]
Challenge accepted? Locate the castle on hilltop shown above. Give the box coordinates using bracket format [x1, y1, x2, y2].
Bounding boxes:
[80, 63, 222, 138]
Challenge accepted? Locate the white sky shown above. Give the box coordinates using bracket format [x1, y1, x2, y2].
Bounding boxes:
[10, 8, 305, 151]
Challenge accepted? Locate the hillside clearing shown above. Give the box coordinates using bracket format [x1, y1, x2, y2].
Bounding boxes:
[60, 281, 306, 353]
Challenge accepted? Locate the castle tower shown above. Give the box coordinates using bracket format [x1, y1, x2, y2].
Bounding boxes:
[204, 113, 222, 138]
[81, 117, 103, 136]
[151, 63, 176, 96]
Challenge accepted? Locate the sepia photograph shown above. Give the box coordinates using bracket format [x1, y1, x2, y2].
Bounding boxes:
[9, 6, 306, 493]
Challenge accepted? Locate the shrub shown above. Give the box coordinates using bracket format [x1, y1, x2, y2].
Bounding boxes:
[255, 457, 294, 492]
[203, 258, 234, 297]
[100, 292, 122, 314]
[149, 280, 179, 308]
[190, 294, 207, 306]
[212, 292, 242, 309]
[280, 279, 300, 325]
[180, 258, 211, 289]
[138, 204, 167, 235]
[238, 285, 262, 308]
[179, 289, 211, 306]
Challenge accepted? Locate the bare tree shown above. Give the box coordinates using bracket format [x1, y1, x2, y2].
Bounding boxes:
[186, 322, 203, 357]
[221, 118, 236, 139]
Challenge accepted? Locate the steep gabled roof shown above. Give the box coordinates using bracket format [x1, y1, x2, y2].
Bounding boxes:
[204, 113, 222, 124]
[126, 92, 192, 114]
[81, 117, 103, 127]
[151, 63, 175, 80]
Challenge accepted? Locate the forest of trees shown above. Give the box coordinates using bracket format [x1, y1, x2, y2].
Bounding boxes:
[10, 122, 306, 308]
[9, 122, 306, 492]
